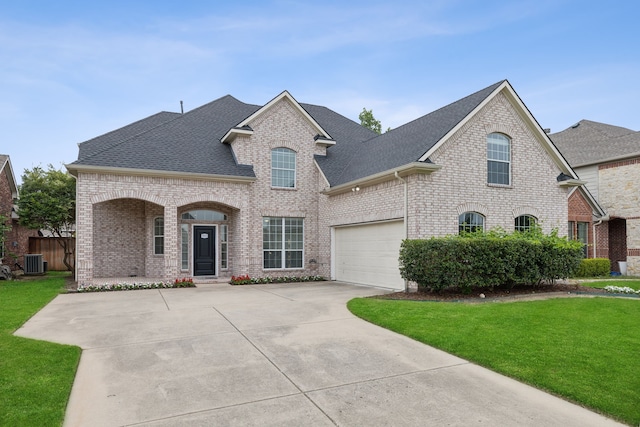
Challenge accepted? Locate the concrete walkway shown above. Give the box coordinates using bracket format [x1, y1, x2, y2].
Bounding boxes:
[16, 282, 623, 426]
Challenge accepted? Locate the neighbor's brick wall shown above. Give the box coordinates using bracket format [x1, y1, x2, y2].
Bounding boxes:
[0, 164, 38, 269]
[568, 190, 595, 258]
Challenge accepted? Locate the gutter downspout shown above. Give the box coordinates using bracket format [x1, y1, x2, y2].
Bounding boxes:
[592, 214, 610, 258]
[395, 171, 409, 292]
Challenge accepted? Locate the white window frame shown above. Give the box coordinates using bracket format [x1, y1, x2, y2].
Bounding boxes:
[263, 217, 304, 269]
[220, 224, 228, 270]
[271, 148, 296, 188]
[180, 224, 189, 270]
[459, 212, 485, 234]
[154, 217, 164, 255]
[487, 133, 511, 185]
[515, 215, 537, 232]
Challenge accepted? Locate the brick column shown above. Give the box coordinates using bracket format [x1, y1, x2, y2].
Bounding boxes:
[76, 181, 93, 283]
[163, 205, 178, 280]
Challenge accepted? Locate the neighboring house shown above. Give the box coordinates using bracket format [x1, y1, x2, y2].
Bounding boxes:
[0, 155, 39, 269]
[67, 80, 582, 290]
[551, 120, 640, 274]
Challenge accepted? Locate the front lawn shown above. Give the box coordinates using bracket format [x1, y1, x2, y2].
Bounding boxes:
[580, 279, 640, 292]
[348, 297, 639, 426]
[0, 273, 81, 427]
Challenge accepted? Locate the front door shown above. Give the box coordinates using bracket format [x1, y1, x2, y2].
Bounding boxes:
[194, 226, 216, 276]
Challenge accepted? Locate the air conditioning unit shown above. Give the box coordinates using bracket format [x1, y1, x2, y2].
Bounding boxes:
[24, 254, 44, 275]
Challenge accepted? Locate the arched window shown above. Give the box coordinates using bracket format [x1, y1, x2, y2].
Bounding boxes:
[515, 215, 537, 232]
[271, 148, 296, 188]
[487, 133, 510, 185]
[459, 212, 485, 234]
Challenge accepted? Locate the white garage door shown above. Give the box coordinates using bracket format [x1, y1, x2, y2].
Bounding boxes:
[334, 220, 405, 290]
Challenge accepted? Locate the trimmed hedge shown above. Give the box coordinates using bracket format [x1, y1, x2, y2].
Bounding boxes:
[399, 228, 584, 292]
[574, 258, 611, 277]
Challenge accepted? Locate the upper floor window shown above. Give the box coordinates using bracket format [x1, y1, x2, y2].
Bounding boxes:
[515, 215, 537, 232]
[459, 212, 484, 234]
[154, 217, 164, 255]
[487, 133, 510, 185]
[271, 148, 296, 188]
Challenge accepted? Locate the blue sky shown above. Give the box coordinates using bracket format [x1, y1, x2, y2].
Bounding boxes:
[1, 1, 639, 182]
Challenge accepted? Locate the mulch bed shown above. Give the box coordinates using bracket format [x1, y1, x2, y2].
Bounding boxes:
[374, 282, 608, 303]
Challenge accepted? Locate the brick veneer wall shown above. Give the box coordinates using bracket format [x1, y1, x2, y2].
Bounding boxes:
[568, 190, 595, 258]
[1, 165, 39, 269]
[76, 97, 325, 283]
[598, 159, 640, 275]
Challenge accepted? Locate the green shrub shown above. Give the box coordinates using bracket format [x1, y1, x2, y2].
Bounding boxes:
[399, 228, 583, 292]
[574, 258, 610, 277]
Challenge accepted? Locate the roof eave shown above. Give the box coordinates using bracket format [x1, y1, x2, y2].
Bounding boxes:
[65, 163, 256, 184]
[221, 127, 254, 144]
[557, 179, 586, 188]
[322, 162, 442, 196]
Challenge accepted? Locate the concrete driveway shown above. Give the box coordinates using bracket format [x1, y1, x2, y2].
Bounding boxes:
[16, 281, 622, 427]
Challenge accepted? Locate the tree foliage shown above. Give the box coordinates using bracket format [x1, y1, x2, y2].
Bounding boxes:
[18, 166, 76, 275]
[359, 108, 382, 134]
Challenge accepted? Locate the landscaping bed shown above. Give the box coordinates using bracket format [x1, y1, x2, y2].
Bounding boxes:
[377, 281, 608, 302]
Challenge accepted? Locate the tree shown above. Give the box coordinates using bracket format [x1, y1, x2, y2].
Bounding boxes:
[18, 166, 76, 276]
[359, 108, 382, 134]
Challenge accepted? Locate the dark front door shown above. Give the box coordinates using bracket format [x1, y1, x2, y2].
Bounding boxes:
[194, 226, 216, 276]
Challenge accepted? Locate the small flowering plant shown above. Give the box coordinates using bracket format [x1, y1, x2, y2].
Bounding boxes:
[174, 277, 195, 287]
[77, 278, 196, 293]
[604, 285, 640, 295]
[230, 275, 252, 285]
[230, 275, 325, 285]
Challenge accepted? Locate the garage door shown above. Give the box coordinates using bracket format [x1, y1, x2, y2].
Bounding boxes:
[334, 220, 405, 290]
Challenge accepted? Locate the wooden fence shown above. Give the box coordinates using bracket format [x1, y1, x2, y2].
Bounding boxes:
[28, 237, 75, 271]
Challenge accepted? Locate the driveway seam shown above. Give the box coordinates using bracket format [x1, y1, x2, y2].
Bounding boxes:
[212, 306, 340, 426]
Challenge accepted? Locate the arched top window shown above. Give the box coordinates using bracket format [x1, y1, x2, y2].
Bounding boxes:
[487, 133, 511, 185]
[459, 212, 485, 234]
[515, 215, 537, 232]
[181, 210, 227, 221]
[271, 147, 296, 188]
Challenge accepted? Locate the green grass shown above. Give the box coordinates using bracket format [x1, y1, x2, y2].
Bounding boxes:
[0, 273, 81, 427]
[579, 279, 640, 291]
[348, 297, 640, 425]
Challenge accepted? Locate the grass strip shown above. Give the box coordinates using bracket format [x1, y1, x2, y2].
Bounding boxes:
[348, 297, 639, 425]
[0, 274, 81, 427]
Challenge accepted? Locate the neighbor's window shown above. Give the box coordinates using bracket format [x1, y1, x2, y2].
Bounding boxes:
[263, 217, 303, 269]
[271, 148, 296, 188]
[181, 224, 189, 270]
[515, 215, 537, 232]
[154, 217, 164, 255]
[487, 133, 511, 185]
[459, 212, 485, 234]
[577, 221, 589, 257]
[220, 224, 228, 270]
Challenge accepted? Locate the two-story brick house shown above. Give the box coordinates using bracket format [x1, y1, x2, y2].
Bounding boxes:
[0, 155, 39, 270]
[551, 120, 640, 275]
[67, 80, 582, 290]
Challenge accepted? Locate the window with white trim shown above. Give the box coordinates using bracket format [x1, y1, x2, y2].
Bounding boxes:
[154, 217, 164, 255]
[263, 217, 303, 269]
[271, 148, 296, 188]
[487, 133, 511, 185]
[220, 224, 228, 269]
[181, 224, 188, 270]
[515, 215, 537, 232]
[459, 212, 485, 234]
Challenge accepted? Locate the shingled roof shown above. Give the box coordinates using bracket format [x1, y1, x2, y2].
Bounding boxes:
[69, 80, 515, 186]
[316, 80, 504, 186]
[550, 120, 640, 167]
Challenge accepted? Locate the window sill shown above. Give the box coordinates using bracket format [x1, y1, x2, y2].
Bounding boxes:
[262, 268, 304, 272]
[271, 186, 297, 191]
[486, 183, 512, 189]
